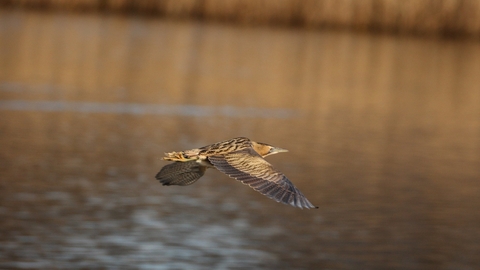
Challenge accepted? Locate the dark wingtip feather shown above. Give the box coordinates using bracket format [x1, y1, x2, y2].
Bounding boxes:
[155, 161, 206, 186]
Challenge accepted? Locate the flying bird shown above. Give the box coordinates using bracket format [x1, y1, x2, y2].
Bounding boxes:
[155, 137, 317, 209]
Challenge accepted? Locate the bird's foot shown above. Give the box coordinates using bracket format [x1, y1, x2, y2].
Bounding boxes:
[163, 151, 192, 162]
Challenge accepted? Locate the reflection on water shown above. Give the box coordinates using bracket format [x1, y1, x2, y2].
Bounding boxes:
[1, 10, 480, 270]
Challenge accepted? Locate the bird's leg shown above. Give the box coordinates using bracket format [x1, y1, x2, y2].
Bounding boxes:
[163, 151, 194, 162]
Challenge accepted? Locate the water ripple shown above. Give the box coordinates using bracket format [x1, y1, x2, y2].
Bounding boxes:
[0, 100, 297, 119]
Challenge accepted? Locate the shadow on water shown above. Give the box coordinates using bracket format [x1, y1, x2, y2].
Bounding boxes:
[1, 10, 480, 269]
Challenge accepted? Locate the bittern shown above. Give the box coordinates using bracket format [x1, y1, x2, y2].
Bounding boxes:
[155, 137, 317, 209]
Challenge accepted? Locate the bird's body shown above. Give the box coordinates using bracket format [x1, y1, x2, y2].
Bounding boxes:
[156, 137, 317, 209]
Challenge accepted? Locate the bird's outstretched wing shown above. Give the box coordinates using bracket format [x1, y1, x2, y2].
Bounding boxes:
[208, 148, 317, 209]
[156, 161, 206, 186]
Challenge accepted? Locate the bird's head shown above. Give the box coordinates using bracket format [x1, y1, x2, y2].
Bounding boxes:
[252, 141, 289, 158]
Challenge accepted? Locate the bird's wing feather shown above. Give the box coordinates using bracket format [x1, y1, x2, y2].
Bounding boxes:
[156, 161, 205, 186]
[208, 148, 317, 209]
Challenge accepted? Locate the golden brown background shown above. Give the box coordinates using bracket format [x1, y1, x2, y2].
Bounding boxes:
[1, 1, 480, 269]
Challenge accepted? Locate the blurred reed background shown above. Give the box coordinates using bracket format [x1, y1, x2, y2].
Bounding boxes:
[2, 0, 480, 37]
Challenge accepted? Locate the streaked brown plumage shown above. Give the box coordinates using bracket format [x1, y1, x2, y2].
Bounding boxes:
[155, 137, 317, 209]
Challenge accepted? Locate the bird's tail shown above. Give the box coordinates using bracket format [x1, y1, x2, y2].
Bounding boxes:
[155, 161, 206, 186]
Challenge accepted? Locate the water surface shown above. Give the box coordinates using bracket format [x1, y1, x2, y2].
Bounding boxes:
[1, 10, 480, 270]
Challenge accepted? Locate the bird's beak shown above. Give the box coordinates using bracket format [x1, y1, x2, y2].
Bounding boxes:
[271, 147, 289, 154]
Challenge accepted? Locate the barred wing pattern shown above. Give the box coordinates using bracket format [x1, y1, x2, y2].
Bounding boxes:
[208, 149, 317, 209]
[156, 161, 206, 186]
